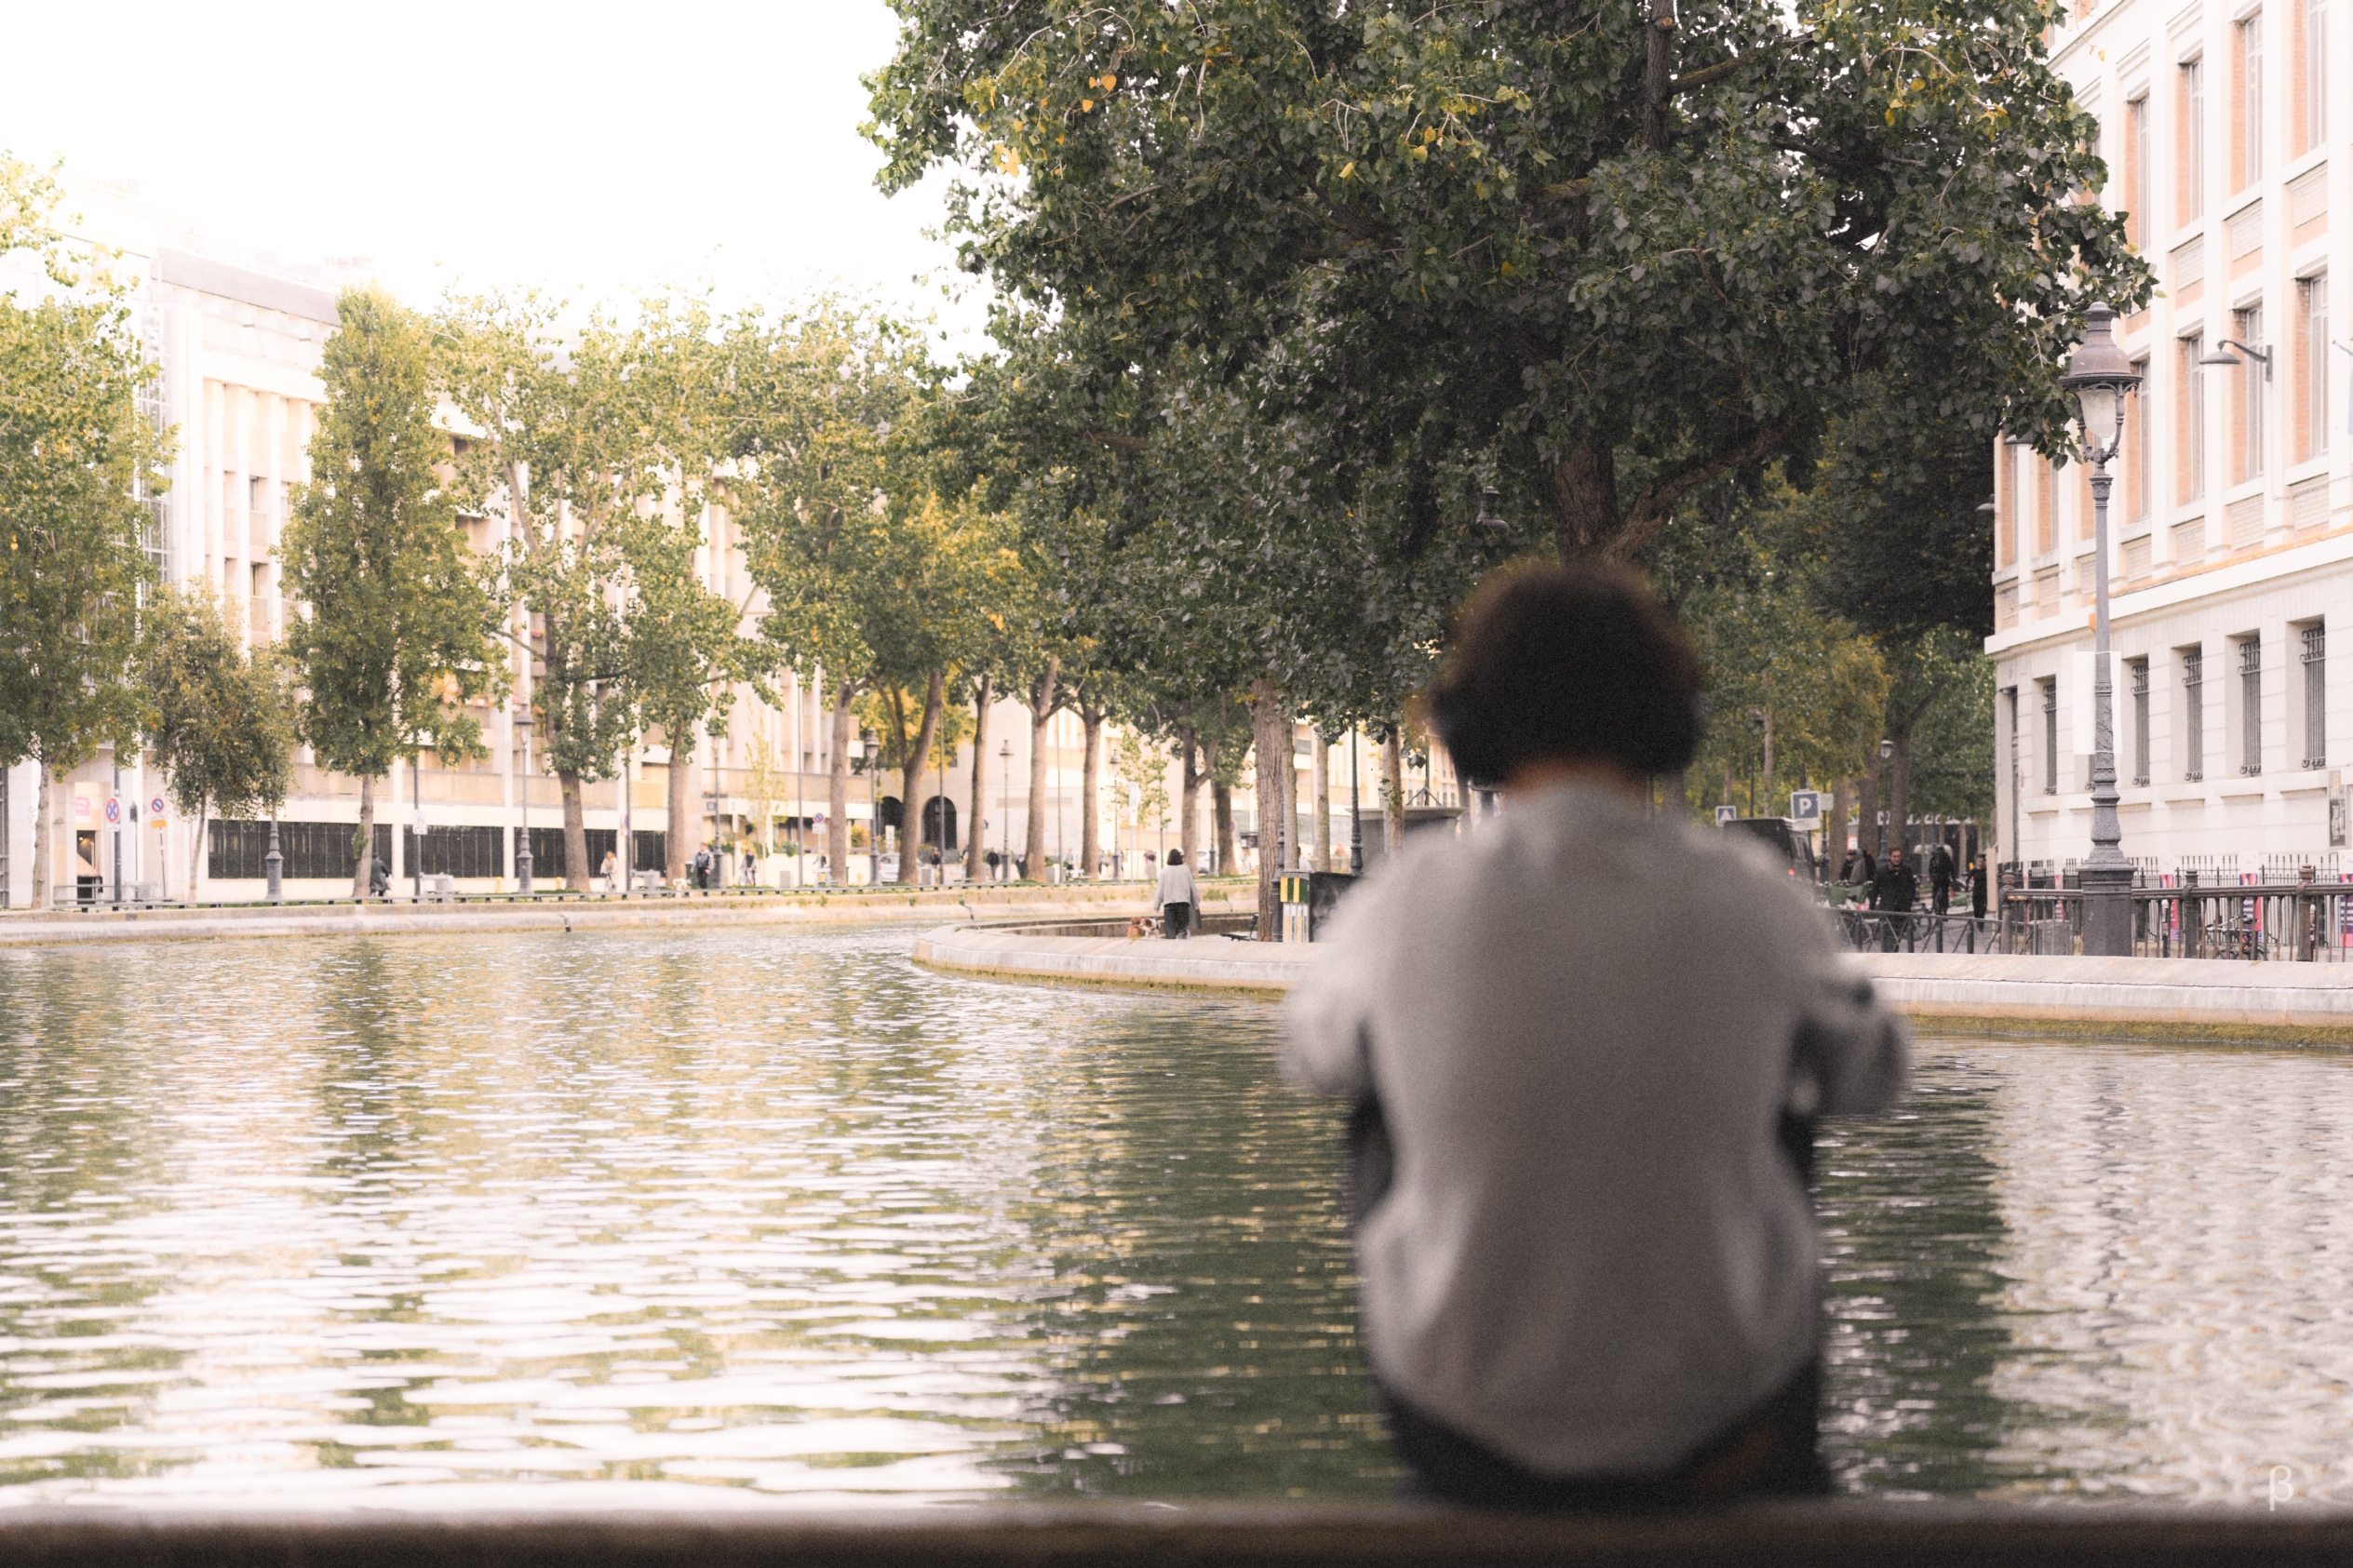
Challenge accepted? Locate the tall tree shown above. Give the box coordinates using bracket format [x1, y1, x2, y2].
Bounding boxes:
[873, 0, 2147, 566]
[284, 287, 500, 897]
[0, 154, 168, 909]
[140, 587, 298, 895]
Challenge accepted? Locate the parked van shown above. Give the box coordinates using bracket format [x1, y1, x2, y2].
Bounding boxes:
[1722, 817, 1818, 881]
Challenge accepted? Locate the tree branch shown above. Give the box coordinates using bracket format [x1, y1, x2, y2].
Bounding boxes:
[1604, 420, 1795, 559]
[1671, 33, 1810, 94]
[1082, 428, 1150, 454]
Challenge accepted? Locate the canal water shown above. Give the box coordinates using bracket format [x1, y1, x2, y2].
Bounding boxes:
[0, 926, 2349, 1509]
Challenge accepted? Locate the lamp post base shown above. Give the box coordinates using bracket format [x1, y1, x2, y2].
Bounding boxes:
[2080, 863, 2133, 957]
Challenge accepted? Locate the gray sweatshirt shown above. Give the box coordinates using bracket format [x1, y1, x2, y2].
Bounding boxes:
[1152, 863, 1200, 911]
[1283, 783, 1905, 1475]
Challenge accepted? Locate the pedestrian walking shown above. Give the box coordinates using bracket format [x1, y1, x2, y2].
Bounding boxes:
[1869, 847, 1917, 913]
[1928, 842, 1955, 916]
[368, 851, 389, 898]
[1970, 855, 1990, 920]
[691, 844, 712, 890]
[599, 848, 617, 893]
[742, 850, 758, 887]
[1285, 563, 1905, 1511]
[1152, 849, 1200, 940]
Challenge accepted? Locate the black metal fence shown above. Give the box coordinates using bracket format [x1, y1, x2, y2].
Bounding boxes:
[526, 828, 667, 879]
[209, 821, 393, 881]
[1987, 883, 2353, 961]
[1835, 909, 2006, 954]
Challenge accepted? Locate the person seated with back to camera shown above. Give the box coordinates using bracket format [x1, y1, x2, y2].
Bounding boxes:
[1284, 561, 1907, 1511]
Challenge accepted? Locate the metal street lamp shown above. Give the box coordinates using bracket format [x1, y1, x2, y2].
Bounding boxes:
[1000, 738, 1014, 880]
[1349, 729, 1364, 875]
[514, 708, 534, 896]
[2062, 302, 2145, 957]
[861, 729, 881, 886]
[1876, 737, 1894, 856]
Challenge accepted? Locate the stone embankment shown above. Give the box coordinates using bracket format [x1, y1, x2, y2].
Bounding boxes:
[914, 925, 2353, 1042]
[0, 881, 1249, 949]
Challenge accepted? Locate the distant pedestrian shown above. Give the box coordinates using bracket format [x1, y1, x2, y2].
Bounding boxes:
[1870, 848, 1917, 913]
[742, 850, 757, 886]
[1855, 846, 1876, 887]
[1145, 849, 1158, 883]
[599, 848, 617, 893]
[692, 844, 712, 890]
[1970, 855, 1990, 920]
[368, 852, 389, 898]
[1152, 849, 1199, 939]
[1928, 843, 1955, 916]
[1286, 561, 1904, 1509]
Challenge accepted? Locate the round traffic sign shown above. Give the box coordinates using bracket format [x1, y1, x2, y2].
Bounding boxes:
[151, 796, 167, 817]
[103, 797, 121, 824]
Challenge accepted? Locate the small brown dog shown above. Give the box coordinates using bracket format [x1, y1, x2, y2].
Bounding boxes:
[1127, 916, 1159, 939]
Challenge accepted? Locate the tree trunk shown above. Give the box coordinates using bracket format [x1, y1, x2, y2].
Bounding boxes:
[190, 800, 208, 901]
[1250, 677, 1285, 940]
[1213, 776, 1236, 877]
[1023, 658, 1059, 881]
[828, 683, 854, 883]
[1831, 777, 1853, 868]
[666, 745, 692, 887]
[965, 672, 992, 881]
[1178, 729, 1203, 869]
[1761, 707, 1776, 804]
[1080, 703, 1103, 878]
[1279, 718, 1299, 870]
[1382, 731, 1405, 853]
[1546, 436, 1622, 561]
[1860, 763, 1881, 857]
[31, 761, 53, 912]
[1662, 768, 1687, 824]
[895, 670, 944, 883]
[1310, 738, 1331, 871]
[561, 769, 589, 891]
[353, 772, 375, 899]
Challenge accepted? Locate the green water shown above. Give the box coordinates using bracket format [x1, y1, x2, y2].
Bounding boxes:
[0, 927, 2347, 1508]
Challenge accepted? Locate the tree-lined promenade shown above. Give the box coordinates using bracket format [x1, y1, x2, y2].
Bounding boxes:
[3, 0, 2148, 918]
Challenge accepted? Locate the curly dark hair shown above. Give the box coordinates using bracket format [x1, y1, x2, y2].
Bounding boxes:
[1427, 561, 1703, 787]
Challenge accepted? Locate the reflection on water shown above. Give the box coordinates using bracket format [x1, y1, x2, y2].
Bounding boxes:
[2, 928, 2351, 1508]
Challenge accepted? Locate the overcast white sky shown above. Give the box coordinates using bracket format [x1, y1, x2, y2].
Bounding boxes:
[0, 0, 988, 348]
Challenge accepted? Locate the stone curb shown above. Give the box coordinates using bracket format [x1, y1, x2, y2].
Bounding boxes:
[0, 885, 1250, 949]
[913, 929, 2353, 1039]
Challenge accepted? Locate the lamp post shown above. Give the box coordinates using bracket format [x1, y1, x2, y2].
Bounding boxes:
[1876, 737, 1893, 856]
[2064, 302, 2146, 957]
[514, 708, 534, 896]
[1000, 738, 1014, 880]
[1349, 729, 1364, 875]
[264, 816, 282, 904]
[861, 729, 880, 886]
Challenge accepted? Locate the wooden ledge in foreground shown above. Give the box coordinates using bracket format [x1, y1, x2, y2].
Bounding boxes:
[0, 1502, 2349, 1567]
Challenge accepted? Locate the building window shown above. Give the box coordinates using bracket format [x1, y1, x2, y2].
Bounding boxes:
[2042, 679, 2060, 795]
[2237, 14, 2264, 191]
[2239, 636, 2264, 774]
[2180, 57, 2206, 222]
[2304, 623, 2327, 768]
[2126, 95, 2151, 248]
[2183, 647, 2206, 780]
[2298, 275, 2331, 462]
[2130, 659, 2152, 784]
[2181, 334, 2208, 502]
[2233, 305, 2265, 483]
[2297, 0, 2329, 154]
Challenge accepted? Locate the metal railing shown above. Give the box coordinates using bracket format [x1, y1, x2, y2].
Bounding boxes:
[1835, 909, 2006, 954]
[1988, 882, 2353, 961]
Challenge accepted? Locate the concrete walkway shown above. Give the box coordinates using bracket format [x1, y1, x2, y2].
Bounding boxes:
[0, 883, 1247, 949]
[913, 925, 2353, 1041]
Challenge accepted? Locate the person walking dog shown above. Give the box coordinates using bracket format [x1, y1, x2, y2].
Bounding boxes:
[1152, 849, 1200, 939]
[1284, 562, 1906, 1511]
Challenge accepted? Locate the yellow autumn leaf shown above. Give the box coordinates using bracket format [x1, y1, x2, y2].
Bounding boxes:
[1101, 74, 1117, 89]
[1340, 161, 1355, 179]
[1082, 99, 1094, 111]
